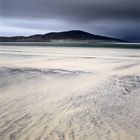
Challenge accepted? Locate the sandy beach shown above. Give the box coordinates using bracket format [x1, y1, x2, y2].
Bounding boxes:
[0, 45, 140, 140]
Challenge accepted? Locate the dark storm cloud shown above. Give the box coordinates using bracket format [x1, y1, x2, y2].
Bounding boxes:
[0, 0, 140, 41]
[1, 0, 140, 21]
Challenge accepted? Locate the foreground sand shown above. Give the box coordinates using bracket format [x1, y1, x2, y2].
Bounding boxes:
[0, 45, 140, 140]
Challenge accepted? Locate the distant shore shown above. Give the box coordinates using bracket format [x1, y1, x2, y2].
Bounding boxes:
[0, 41, 140, 49]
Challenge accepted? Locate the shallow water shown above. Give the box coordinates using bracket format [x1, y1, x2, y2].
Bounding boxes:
[0, 45, 140, 140]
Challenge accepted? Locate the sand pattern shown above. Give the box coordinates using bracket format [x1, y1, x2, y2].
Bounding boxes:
[0, 46, 140, 140]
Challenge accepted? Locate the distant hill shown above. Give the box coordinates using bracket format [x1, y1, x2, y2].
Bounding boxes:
[0, 30, 125, 42]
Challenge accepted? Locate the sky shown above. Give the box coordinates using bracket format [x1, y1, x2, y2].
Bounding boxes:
[0, 0, 140, 42]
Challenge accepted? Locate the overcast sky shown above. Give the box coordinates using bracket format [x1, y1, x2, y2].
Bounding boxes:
[0, 0, 140, 42]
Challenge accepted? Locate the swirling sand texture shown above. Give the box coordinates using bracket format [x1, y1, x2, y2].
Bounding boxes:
[0, 46, 140, 140]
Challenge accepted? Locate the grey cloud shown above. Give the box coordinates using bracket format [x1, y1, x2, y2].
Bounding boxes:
[1, 0, 140, 21]
[0, 0, 140, 41]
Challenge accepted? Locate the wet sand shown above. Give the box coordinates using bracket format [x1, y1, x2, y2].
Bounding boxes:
[0, 45, 140, 140]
